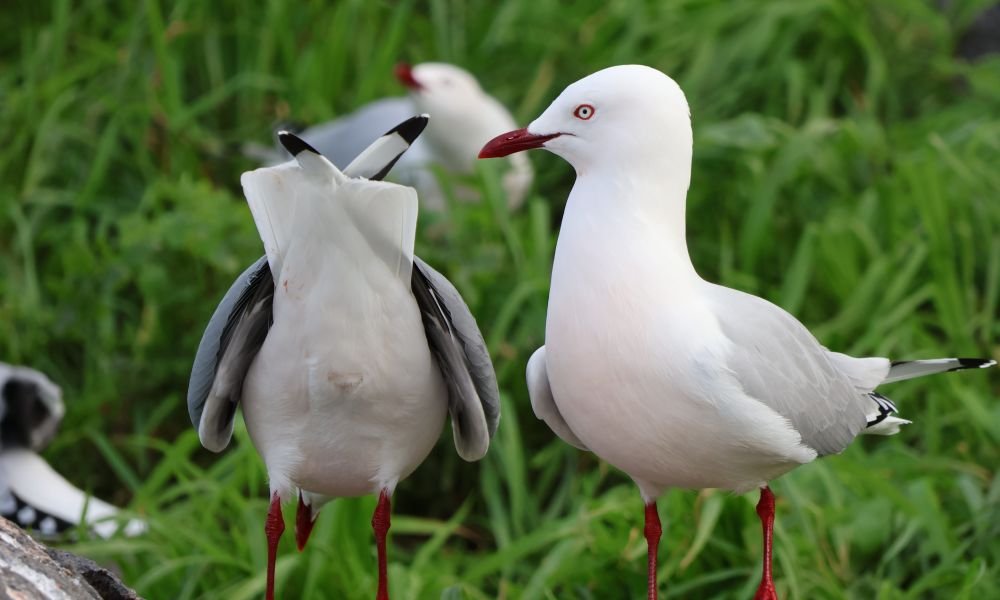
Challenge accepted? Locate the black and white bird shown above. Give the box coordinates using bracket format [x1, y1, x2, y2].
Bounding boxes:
[188, 116, 499, 600]
[0, 362, 145, 539]
[479, 64, 997, 600]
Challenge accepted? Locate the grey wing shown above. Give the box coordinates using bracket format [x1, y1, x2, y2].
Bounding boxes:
[410, 257, 500, 461]
[706, 284, 870, 456]
[526, 347, 588, 450]
[187, 256, 273, 452]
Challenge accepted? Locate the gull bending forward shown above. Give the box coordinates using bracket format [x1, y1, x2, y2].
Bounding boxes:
[189, 117, 499, 600]
[479, 64, 996, 599]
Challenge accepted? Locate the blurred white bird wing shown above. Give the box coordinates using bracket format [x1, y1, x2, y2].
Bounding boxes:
[410, 257, 500, 461]
[526, 346, 588, 450]
[703, 283, 870, 456]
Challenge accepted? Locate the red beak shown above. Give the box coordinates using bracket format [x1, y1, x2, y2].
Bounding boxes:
[394, 63, 422, 90]
[478, 128, 561, 158]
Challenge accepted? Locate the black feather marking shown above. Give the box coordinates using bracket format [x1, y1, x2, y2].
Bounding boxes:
[278, 131, 321, 157]
[217, 260, 274, 359]
[0, 491, 74, 536]
[370, 164, 396, 183]
[207, 258, 275, 439]
[369, 115, 430, 181]
[866, 392, 897, 427]
[387, 114, 429, 145]
[952, 358, 996, 370]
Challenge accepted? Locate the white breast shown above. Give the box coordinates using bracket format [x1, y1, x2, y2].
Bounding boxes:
[544, 186, 811, 497]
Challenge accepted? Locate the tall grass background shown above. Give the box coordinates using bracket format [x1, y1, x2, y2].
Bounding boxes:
[1, 0, 998, 598]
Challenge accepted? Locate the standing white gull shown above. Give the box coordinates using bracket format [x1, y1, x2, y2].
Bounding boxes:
[479, 64, 996, 599]
[251, 62, 533, 210]
[189, 116, 500, 600]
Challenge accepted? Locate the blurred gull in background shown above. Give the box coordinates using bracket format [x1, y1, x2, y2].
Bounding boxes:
[190, 117, 499, 600]
[480, 64, 997, 600]
[0, 362, 145, 539]
[248, 62, 532, 210]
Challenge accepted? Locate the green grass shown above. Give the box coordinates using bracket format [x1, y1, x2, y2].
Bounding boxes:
[1, 0, 998, 598]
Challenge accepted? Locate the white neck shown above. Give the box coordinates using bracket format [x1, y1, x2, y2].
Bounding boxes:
[555, 162, 698, 282]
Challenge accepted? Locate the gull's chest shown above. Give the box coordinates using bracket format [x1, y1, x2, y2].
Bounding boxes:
[545, 266, 720, 399]
[542, 219, 735, 473]
[545, 218, 720, 378]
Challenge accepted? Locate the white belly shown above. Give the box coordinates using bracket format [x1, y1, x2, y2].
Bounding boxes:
[545, 254, 808, 497]
[242, 247, 446, 499]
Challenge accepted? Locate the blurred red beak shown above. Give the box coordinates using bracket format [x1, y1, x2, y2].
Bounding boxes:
[479, 128, 560, 158]
[395, 63, 422, 90]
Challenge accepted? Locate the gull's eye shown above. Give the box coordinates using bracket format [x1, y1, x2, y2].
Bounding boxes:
[573, 104, 595, 120]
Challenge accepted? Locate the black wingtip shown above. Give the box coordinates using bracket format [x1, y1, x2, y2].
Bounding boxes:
[955, 358, 997, 369]
[386, 114, 429, 145]
[278, 131, 321, 157]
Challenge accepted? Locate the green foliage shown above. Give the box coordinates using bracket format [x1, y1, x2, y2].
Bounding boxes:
[1, 0, 998, 598]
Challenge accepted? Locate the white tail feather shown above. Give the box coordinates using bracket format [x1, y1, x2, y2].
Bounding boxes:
[863, 416, 911, 436]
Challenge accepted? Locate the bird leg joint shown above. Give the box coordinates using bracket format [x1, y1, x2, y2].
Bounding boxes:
[644, 502, 662, 540]
[372, 490, 391, 536]
[265, 494, 285, 540]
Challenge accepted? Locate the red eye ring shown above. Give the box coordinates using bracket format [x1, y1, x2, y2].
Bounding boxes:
[573, 104, 595, 120]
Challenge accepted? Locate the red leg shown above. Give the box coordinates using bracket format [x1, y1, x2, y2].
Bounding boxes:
[264, 493, 285, 600]
[644, 501, 662, 600]
[753, 486, 778, 600]
[371, 489, 392, 600]
[296, 492, 317, 551]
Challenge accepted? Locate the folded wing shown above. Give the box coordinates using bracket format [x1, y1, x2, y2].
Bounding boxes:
[410, 257, 500, 461]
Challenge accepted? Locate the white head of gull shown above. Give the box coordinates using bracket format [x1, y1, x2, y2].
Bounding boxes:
[480, 64, 996, 600]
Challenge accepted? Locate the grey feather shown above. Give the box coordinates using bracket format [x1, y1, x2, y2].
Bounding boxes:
[707, 284, 869, 456]
[411, 257, 500, 461]
[526, 347, 588, 450]
[187, 256, 271, 447]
